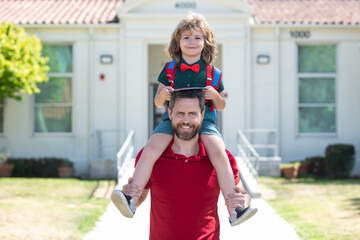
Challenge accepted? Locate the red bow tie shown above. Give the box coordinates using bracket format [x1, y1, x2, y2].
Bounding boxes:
[180, 63, 200, 73]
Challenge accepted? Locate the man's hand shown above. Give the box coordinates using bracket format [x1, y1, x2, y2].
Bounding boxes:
[122, 177, 142, 198]
[224, 186, 251, 209]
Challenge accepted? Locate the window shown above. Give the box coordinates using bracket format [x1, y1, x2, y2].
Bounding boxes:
[297, 45, 336, 134]
[34, 45, 73, 133]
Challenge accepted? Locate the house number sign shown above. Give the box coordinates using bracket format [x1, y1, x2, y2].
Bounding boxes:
[175, 2, 197, 9]
[290, 30, 311, 39]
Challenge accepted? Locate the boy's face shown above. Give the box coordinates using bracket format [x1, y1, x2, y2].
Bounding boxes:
[179, 29, 204, 61]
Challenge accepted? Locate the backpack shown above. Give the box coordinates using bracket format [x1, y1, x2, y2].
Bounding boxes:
[165, 60, 222, 116]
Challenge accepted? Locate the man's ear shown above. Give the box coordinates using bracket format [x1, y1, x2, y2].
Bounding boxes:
[168, 107, 172, 120]
[201, 109, 205, 120]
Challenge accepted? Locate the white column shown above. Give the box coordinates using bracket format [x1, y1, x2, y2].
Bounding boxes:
[222, 39, 247, 153]
[123, 38, 148, 152]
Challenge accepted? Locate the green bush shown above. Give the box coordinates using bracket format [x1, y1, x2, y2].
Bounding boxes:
[306, 156, 326, 177]
[6, 157, 72, 178]
[325, 144, 355, 178]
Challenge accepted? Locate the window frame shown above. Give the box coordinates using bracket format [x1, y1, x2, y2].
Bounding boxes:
[296, 43, 338, 137]
[0, 100, 4, 135]
[32, 44, 74, 137]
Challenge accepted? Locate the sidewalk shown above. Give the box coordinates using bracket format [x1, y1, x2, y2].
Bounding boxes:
[83, 160, 302, 240]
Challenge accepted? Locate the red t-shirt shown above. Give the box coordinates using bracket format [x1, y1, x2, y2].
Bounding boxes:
[135, 137, 240, 240]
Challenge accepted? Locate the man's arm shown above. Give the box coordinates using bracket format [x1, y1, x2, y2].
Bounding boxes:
[225, 179, 251, 209]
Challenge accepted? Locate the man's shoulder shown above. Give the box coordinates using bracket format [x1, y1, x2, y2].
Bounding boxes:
[198, 136, 235, 158]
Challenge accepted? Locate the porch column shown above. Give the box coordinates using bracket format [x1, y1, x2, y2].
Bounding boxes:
[123, 38, 148, 151]
[222, 39, 247, 153]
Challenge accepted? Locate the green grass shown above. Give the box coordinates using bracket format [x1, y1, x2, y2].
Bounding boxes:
[259, 177, 360, 240]
[0, 178, 115, 240]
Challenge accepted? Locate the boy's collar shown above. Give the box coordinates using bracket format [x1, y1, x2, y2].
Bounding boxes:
[180, 57, 205, 66]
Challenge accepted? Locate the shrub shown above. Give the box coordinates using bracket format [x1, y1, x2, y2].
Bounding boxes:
[325, 144, 355, 178]
[306, 156, 326, 177]
[6, 157, 72, 178]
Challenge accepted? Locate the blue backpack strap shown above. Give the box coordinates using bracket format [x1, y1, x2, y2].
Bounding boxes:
[165, 60, 177, 87]
[211, 66, 222, 90]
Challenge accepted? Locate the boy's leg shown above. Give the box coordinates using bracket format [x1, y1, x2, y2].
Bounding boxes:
[200, 134, 236, 216]
[112, 133, 173, 217]
[201, 133, 257, 226]
[131, 133, 173, 197]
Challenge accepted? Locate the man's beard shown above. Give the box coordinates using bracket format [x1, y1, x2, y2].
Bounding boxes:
[172, 122, 201, 141]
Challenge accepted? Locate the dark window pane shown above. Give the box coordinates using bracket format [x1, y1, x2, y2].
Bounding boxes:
[298, 45, 336, 73]
[299, 107, 336, 133]
[299, 78, 335, 104]
[35, 106, 72, 133]
[35, 77, 72, 104]
[42, 45, 72, 73]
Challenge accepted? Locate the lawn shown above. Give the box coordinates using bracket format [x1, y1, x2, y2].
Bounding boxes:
[0, 178, 115, 240]
[259, 177, 360, 240]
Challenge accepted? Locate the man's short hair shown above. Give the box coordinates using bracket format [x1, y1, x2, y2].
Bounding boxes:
[169, 89, 205, 112]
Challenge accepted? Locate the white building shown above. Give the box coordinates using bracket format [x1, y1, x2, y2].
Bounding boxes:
[1, 0, 359, 178]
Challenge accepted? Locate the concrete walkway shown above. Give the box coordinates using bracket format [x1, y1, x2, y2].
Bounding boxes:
[83, 160, 302, 240]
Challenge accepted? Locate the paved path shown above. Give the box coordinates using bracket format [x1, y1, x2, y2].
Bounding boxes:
[84, 159, 302, 240]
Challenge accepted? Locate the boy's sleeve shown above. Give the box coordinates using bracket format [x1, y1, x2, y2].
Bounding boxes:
[217, 80, 224, 93]
[157, 63, 169, 86]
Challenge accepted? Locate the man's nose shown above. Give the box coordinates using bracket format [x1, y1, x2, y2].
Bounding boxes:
[182, 115, 191, 123]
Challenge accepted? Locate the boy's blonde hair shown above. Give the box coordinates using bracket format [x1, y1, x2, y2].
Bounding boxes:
[168, 12, 217, 65]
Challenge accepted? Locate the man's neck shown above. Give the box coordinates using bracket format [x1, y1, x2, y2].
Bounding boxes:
[171, 135, 200, 157]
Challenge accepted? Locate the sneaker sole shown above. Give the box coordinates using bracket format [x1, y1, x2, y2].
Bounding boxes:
[231, 207, 258, 227]
[111, 190, 134, 218]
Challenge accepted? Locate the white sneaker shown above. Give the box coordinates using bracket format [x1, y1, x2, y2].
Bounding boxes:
[111, 190, 136, 218]
[229, 206, 258, 226]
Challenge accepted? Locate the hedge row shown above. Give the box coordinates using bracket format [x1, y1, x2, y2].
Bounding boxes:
[6, 158, 73, 178]
[304, 143, 355, 178]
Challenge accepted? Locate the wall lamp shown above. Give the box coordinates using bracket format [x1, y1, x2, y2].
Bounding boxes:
[100, 54, 113, 64]
[256, 54, 270, 65]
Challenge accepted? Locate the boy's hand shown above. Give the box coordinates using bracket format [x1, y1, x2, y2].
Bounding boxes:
[159, 86, 173, 102]
[203, 86, 218, 100]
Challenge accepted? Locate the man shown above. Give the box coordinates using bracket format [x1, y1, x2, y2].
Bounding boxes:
[115, 89, 256, 239]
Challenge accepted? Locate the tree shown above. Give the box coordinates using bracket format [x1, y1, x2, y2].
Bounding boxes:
[0, 22, 49, 102]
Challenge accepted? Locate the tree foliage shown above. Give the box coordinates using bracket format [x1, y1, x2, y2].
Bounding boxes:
[0, 22, 49, 102]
